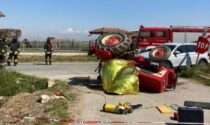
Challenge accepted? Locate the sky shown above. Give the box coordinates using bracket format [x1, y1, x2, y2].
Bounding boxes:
[0, 0, 210, 41]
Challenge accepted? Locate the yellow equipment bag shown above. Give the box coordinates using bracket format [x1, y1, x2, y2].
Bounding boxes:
[102, 59, 139, 95]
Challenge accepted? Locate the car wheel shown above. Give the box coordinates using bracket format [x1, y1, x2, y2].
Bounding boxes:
[96, 33, 131, 54]
[162, 61, 173, 69]
[198, 59, 208, 70]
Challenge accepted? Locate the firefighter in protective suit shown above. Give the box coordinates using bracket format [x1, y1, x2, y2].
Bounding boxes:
[44, 39, 53, 65]
[7, 38, 20, 66]
[0, 38, 7, 66]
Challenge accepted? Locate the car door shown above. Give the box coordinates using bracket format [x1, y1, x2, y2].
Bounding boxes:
[186, 45, 198, 65]
[171, 45, 188, 67]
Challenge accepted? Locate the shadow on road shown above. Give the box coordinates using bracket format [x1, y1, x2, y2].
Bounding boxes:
[68, 77, 158, 94]
[68, 77, 182, 94]
[68, 77, 102, 91]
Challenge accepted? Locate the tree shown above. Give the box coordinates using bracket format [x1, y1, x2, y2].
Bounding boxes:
[0, 29, 22, 43]
[0, 29, 21, 38]
[22, 38, 32, 48]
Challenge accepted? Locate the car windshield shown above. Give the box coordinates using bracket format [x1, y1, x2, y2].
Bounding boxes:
[160, 45, 176, 51]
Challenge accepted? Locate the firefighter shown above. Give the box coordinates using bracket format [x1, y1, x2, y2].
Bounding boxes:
[44, 38, 53, 65]
[7, 37, 20, 66]
[0, 38, 7, 66]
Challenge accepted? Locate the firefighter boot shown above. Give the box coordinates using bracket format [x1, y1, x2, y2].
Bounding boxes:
[0, 58, 3, 66]
[14, 59, 18, 66]
[49, 60, 52, 65]
[45, 60, 48, 65]
[14, 62, 18, 66]
[7, 60, 11, 66]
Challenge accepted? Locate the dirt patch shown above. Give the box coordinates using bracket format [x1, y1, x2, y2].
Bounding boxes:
[0, 90, 77, 125]
[0, 93, 44, 125]
[67, 87, 85, 120]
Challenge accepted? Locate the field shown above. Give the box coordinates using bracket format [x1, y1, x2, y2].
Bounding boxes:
[18, 55, 97, 63]
[179, 65, 210, 86]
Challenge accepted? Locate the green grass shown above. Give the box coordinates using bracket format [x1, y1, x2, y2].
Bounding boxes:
[179, 65, 210, 86]
[47, 80, 76, 101]
[35, 81, 75, 125]
[0, 67, 75, 125]
[48, 80, 70, 92]
[45, 99, 69, 119]
[19, 55, 97, 63]
[0, 68, 48, 96]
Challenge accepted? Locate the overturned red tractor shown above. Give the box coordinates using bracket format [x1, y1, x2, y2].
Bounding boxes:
[88, 32, 177, 93]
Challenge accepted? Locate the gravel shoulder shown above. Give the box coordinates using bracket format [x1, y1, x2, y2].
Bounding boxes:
[6, 63, 210, 124]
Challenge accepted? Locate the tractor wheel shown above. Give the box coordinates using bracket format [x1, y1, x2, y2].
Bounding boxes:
[96, 33, 131, 54]
[149, 46, 171, 62]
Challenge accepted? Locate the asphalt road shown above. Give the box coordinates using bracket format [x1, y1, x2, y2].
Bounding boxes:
[6, 62, 98, 80]
[6, 63, 210, 124]
[20, 52, 87, 56]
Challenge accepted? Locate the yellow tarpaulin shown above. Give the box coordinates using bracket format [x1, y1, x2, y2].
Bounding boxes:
[102, 59, 139, 95]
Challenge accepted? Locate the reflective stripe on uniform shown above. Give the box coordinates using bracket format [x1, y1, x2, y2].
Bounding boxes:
[14, 51, 19, 55]
[7, 59, 11, 62]
[46, 51, 51, 54]
[14, 59, 18, 62]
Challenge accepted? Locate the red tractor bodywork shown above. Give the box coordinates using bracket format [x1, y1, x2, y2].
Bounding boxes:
[88, 26, 210, 93]
[88, 41, 177, 93]
[138, 67, 177, 93]
[137, 26, 210, 48]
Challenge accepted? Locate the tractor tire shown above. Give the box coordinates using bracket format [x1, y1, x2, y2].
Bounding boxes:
[96, 33, 131, 54]
[149, 46, 171, 62]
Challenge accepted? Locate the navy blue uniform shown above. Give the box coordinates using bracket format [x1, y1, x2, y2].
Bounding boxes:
[0, 39, 7, 66]
[7, 38, 20, 66]
[44, 42, 53, 65]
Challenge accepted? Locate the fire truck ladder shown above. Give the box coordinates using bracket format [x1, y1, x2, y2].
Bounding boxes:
[170, 26, 210, 33]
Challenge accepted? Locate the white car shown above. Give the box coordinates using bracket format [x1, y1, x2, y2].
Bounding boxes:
[140, 43, 210, 68]
[138, 46, 156, 54]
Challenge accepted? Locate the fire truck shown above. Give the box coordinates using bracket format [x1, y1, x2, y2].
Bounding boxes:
[89, 26, 210, 56]
[136, 26, 210, 48]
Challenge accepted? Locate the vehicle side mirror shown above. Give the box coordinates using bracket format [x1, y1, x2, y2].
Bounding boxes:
[174, 51, 181, 56]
